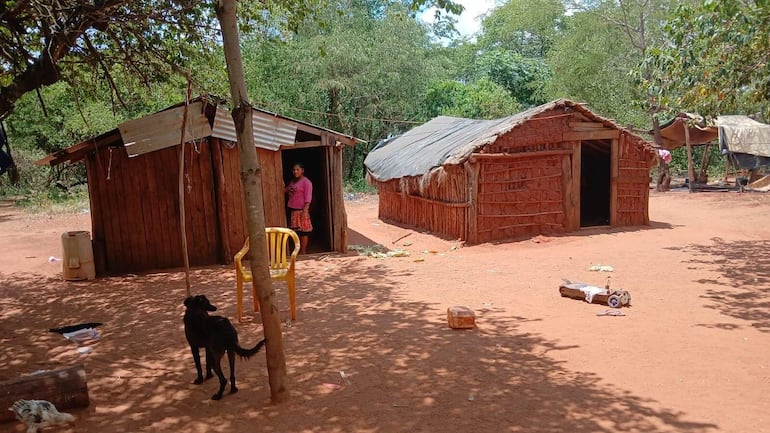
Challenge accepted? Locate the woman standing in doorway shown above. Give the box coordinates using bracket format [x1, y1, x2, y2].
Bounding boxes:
[285, 162, 313, 254]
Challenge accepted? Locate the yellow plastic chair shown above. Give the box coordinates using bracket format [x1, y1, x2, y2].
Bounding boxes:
[235, 227, 300, 323]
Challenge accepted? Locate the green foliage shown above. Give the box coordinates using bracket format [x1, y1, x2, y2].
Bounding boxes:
[241, 1, 460, 186]
[546, 8, 647, 126]
[464, 50, 551, 107]
[477, 0, 565, 57]
[639, 0, 770, 118]
[418, 78, 522, 119]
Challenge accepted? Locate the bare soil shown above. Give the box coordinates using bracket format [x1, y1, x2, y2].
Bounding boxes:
[1, 190, 769, 433]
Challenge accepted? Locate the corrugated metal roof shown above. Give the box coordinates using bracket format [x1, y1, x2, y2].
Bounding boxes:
[365, 99, 650, 182]
[212, 107, 299, 150]
[37, 97, 364, 166]
[120, 101, 212, 157]
[365, 115, 513, 181]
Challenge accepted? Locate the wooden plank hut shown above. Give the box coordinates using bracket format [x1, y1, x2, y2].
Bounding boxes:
[364, 99, 656, 244]
[37, 98, 358, 275]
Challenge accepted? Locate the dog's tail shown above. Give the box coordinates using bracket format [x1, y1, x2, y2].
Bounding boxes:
[235, 337, 267, 360]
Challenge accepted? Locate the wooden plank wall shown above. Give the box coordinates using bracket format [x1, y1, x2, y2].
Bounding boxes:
[85, 135, 348, 274]
[211, 138, 287, 264]
[256, 147, 286, 228]
[211, 138, 247, 263]
[86, 139, 220, 274]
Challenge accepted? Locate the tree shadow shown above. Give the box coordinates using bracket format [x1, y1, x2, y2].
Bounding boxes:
[0, 260, 718, 433]
[668, 237, 770, 332]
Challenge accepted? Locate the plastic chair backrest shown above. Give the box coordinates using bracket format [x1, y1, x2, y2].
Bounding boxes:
[236, 228, 300, 272]
[265, 227, 300, 271]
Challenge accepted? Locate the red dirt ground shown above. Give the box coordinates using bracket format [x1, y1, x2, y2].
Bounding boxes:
[1, 190, 769, 433]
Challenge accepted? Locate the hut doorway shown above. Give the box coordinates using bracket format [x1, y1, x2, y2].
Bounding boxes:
[281, 147, 332, 253]
[580, 140, 611, 227]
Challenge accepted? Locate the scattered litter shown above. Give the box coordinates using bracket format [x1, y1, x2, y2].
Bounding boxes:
[392, 403, 409, 408]
[559, 278, 631, 308]
[349, 244, 410, 258]
[596, 309, 625, 317]
[450, 245, 458, 251]
[414, 257, 425, 262]
[322, 383, 341, 390]
[76, 346, 93, 355]
[48, 256, 62, 263]
[468, 394, 475, 401]
[392, 232, 412, 244]
[62, 327, 101, 344]
[589, 264, 614, 272]
[403, 242, 413, 246]
[370, 250, 410, 259]
[339, 370, 352, 386]
[50, 322, 103, 334]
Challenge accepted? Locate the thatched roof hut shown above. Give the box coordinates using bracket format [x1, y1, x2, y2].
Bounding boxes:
[365, 99, 656, 244]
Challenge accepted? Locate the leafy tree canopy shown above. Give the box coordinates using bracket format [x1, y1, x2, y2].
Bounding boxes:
[477, 0, 564, 58]
[546, 7, 646, 126]
[638, 0, 770, 119]
[419, 78, 521, 120]
[0, 0, 461, 120]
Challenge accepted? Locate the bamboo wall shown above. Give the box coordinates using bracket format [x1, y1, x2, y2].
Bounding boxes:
[474, 155, 567, 243]
[614, 132, 653, 226]
[374, 107, 654, 245]
[377, 165, 468, 239]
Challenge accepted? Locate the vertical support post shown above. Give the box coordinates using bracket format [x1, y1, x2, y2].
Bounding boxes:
[685, 123, 694, 192]
[610, 137, 619, 226]
[572, 141, 582, 228]
[465, 160, 480, 243]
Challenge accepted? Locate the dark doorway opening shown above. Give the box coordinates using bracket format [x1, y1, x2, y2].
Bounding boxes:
[580, 140, 611, 227]
[281, 147, 331, 253]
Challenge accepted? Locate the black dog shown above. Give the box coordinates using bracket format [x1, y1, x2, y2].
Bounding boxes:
[183, 295, 266, 400]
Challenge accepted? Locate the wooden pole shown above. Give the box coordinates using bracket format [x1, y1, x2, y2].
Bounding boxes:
[178, 78, 192, 296]
[685, 122, 694, 192]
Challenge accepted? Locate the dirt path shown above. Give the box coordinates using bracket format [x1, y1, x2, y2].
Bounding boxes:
[1, 191, 769, 433]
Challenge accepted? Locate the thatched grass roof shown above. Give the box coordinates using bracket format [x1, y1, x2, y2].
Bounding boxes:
[365, 99, 650, 182]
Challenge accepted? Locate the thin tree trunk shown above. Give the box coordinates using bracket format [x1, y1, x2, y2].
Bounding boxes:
[651, 116, 670, 192]
[178, 78, 192, 296]
[697, 143, 711, 184]
[215, 0, 289, 404]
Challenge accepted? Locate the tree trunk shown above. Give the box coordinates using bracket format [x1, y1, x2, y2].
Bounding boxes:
[651, 116, 670, 192]
[685, 123, 694, 192]
[215, 0, 289, 404]
[697, 143, 711, 184]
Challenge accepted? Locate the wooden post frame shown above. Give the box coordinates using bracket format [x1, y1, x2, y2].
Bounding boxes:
[465, 161, 480, 243]
[610, 137, 619, 226]
[685, 124, 694, 193]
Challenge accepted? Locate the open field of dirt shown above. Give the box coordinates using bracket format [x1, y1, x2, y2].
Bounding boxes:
[1, 190, 769, 432]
